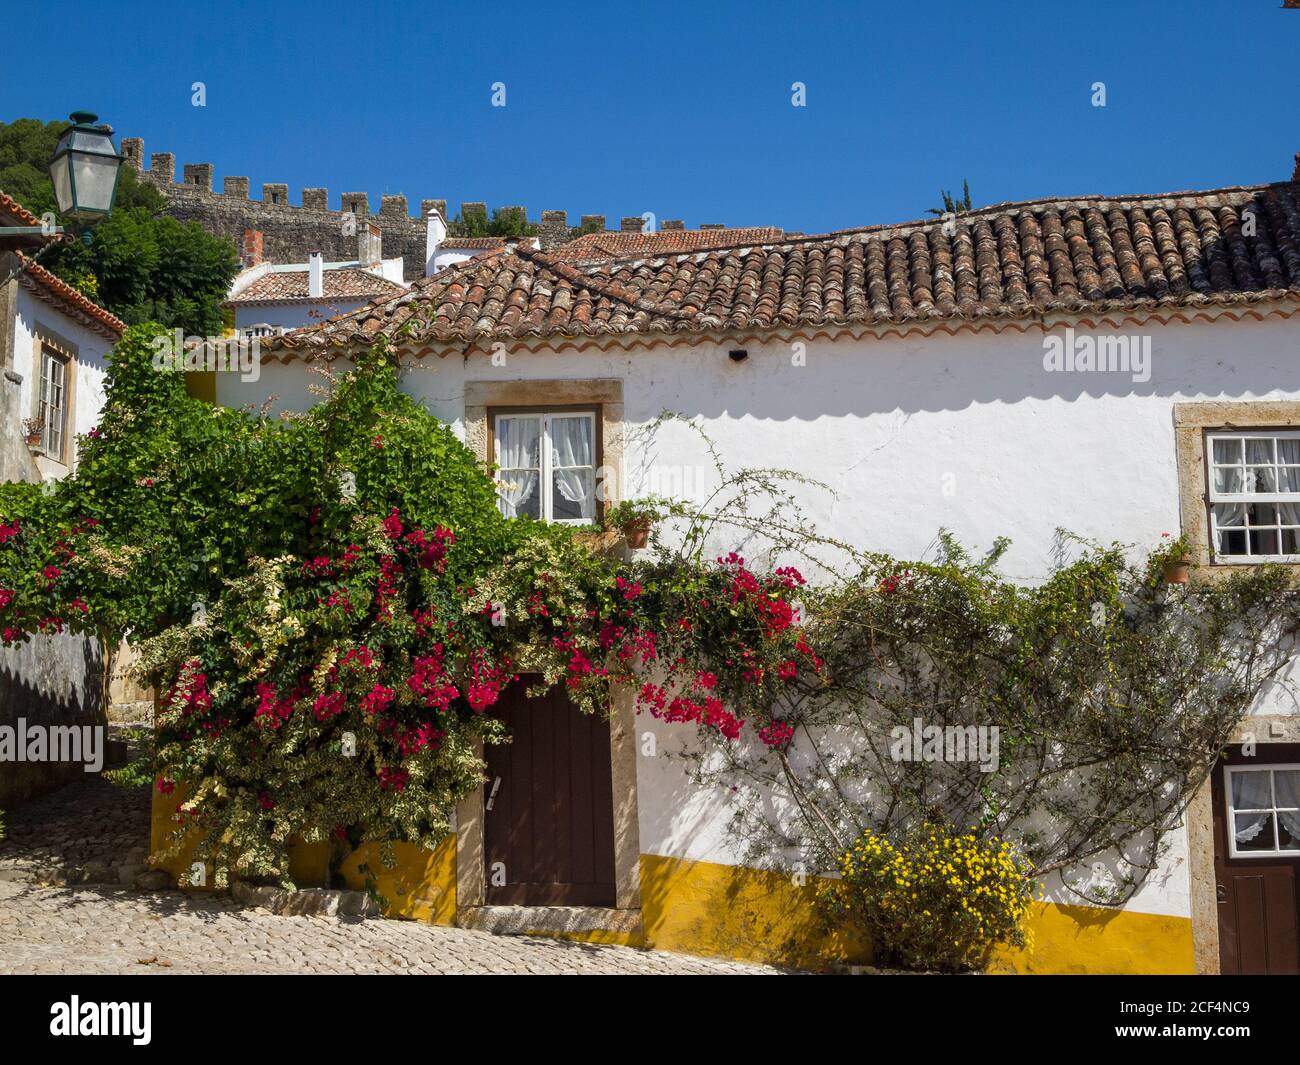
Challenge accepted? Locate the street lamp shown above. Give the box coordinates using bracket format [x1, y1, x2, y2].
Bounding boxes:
[48, 111, 125, 221]
[0, 111, 124, 280]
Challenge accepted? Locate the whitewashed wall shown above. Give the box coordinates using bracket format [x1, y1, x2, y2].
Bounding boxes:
[219, 312, 1300, 918]
[11, 286, 113, 475]
[234, 300, 372, 335]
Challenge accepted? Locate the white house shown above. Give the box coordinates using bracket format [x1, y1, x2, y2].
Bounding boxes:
[204, 155, 1300, 974]
[226, 220, 407, 336]
[422, 207, 538, 276]
[0, 192, 121, 479]
[0, 190, 123, 809]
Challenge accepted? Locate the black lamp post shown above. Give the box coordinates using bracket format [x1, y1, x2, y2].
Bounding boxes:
[0, 112, 125, 277]
[47, 112, 125, 221]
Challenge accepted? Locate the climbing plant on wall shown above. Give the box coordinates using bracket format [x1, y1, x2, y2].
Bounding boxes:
[2, 324, 1298, 971]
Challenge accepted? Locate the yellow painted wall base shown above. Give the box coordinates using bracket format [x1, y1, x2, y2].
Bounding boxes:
[989, 900, 1195, 975]
[338, 839, 458, 926]
[150, 785, 1194, 973]
[638, 853, 869, 969]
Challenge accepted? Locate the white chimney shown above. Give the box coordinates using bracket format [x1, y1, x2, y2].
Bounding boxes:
[425, 208, 448, 276]
[308, 252, 323, 298]
[359, 221, 382, 269]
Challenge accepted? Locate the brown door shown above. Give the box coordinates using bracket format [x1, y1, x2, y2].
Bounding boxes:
[483, 682, 616, 906]
[1212, 744, 1300, 975]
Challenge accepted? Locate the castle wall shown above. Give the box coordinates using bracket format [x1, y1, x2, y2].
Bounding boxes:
[120, 138, 646, 278]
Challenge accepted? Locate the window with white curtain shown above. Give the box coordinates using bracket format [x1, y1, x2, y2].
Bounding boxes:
[1225, 764, 1300, 857]
[1207, 431, 1300, 561]
[494, 411, 597, 523]
[38, 346, 68, 462]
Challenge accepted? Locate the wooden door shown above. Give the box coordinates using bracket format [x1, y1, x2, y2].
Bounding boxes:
[1212, 744, 1300, 974]
[483, 682, 616, 906]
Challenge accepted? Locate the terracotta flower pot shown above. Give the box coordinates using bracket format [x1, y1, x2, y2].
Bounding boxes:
[1162, 558, 1193, 584]
[621, 518, 651, 549]
[24, 430, 42, 448]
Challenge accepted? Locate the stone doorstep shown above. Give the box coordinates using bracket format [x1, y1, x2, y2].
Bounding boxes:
[231, 881, 380, 918]
[457, 905, 643, 937]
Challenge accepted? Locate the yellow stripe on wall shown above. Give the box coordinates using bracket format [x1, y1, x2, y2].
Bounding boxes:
[149, 787, 1193, 973]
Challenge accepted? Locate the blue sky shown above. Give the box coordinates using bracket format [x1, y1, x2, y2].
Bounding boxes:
[3, 0, 1295, 234]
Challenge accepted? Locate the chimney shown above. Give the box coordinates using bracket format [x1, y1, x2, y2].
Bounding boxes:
[308, 252, 324, 298]
[1293, 152, 1300, 183]
[241, 229, 264, 268]
[620, 216, 644, 233]
[425, 206, 448, 276]
[662, 220, 684, 231]
[359, 220, 382, 268]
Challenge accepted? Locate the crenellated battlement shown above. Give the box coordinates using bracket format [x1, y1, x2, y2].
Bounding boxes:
[118, 138, 703, 274]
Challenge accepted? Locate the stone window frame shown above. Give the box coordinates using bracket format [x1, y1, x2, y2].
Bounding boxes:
[1174, 401, 1300, 576]
[456, 378, 641, 933]
[30, 326, 79, 469]
[488, 404, 605, 525]
[1177, 402, 1300, 970]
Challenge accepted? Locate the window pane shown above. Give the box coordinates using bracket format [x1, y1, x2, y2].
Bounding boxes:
[1232, 769, 1273, 810]
[551, 469, 595, 521]
[1282, 529, 1300, 555]
[1249, 501, 1278, 524]
[1234, 812, 1275, 851]
[1213, 438, 1242, 464]
[1280, 817, 1300, 851]
[1245, 438, 1275, 465]
[496, 416, 541, 469]
[550, 415, 593, 468]
[1280, 439, 1300, 464]
[1247, 466, 1276, 493]
[1280, 466, 1300, 493]
[497, 471, 539, 519]
[1250, 528, 1279, 554]
[1276, 769, 1300, 809]
[1214, 466, 1244, 493]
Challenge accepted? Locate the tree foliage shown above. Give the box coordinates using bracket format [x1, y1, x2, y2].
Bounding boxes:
[0, 118, 239, 334]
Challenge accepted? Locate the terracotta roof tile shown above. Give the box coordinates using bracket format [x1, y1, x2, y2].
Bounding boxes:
[263, 180, 1300, 355]
[228, 267, 407, 305]
[0, 191, 43, 228]
[553, 227, 785, 262]
[440, 237, 512, 250]
[17, 254, 125, 337]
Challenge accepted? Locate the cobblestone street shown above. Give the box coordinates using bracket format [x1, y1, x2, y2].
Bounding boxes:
[0, 772, 778, 975]
[0, 880, 778, 974]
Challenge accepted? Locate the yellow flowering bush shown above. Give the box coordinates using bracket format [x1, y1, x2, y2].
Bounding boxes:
[835, 823, 1035, 972]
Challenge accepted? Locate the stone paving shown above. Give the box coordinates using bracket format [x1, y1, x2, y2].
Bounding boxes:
[0, 728, 153, 889]
[0, 881, 780, 974]
[0, 762, 780, 975]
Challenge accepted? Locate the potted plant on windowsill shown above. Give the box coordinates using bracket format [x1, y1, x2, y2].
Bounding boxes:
[22, 418, 43, 450]
[1152, 533, 1195, 585]
[604, 499, 663, 550]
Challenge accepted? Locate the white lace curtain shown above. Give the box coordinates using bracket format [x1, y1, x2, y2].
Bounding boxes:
[1232, 769, 1300, 846]
[1278, 769, 1300, 843]
[1233, 770, 1274, 844]
[551, 416, 594, 519]
[497, 417, 540, 518]
[1215, 438, 1300, 523]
